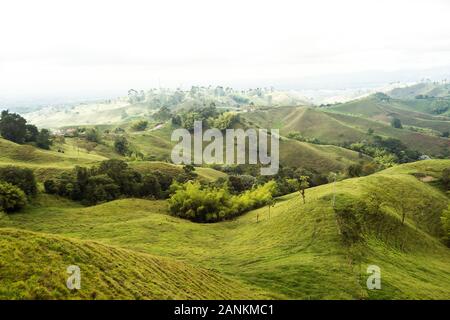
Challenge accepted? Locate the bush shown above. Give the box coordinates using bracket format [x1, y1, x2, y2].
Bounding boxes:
[0, 166, 37, 196]
[168, 180, 276, 222]
[44, 179, 59, 194]
[0, 181, 27, 213]
[132, 120, 148, 131]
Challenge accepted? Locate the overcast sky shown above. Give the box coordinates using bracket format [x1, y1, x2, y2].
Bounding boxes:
[1, 0, 450, 99]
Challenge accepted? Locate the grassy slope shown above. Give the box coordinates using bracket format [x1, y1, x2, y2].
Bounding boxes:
[0, 227, 270, 300]
[242, 106, 450, 156]
[0, 138, 225, 183]
[328, 96, 450, 133]
[2, 160, 449, 299]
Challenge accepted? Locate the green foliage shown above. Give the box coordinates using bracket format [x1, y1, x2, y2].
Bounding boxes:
[85, 128, 102, 143]
[346, 163, 363, 177]
[169, 180, 276, 222]
[132, 120, 148, 131]
[0, 166, 37, 196]
[0, 110, 27, 144]
[154, 106, 172, 121]
[0, 181, 27, 212]
[442, 168, 450, 190]
[44, 160, 169, 205]
[390, 117, 403, 129]
[210, 112, 239, 130]
[228, 175, 257, 194]
[441, 205, 450, 246]
[36, 129, 52, 150]
[114, 136, 130, 156]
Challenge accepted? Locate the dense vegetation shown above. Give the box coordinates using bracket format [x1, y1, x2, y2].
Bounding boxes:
[44, 160, 175, 205]
[169, 180, 276, 222]
[0, 110, 51, 149]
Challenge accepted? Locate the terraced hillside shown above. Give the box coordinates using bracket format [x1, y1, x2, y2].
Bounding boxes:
[1, 160, 449, 299]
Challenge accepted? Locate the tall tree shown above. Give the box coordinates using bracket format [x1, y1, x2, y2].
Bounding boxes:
[0, 110, 27, 143]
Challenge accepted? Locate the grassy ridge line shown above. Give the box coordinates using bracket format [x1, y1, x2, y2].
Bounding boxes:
[0, 227, 271, 300]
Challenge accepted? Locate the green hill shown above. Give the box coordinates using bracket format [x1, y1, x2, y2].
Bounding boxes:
[2, 160, 449, 299]
[243, 105, 450, 156]
[0, 228, 268, 299]
[388, 82, 450, 100]
[327, 95, 450, 134]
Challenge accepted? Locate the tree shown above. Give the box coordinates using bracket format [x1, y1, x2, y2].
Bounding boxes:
[0, 166, 37, 196]
[0, 110, 27, 143]
[154, 106, 172, 121]
[298, 176, 310, 204]
[85, 128, 101, 143]
[139, 174, 162, 198]
[25, 124, 39, 142]
[0, 181, 27, 213]
[367, 128, 374, 135]
[36, 129, 52, 149]
[114, 136, 130, 156]
[391, 117, 403, 129]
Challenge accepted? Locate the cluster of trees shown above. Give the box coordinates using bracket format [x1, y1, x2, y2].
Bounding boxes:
[0, 110, 52, 149]
[347, 136, 420, 167]
[168, 180, 277, 222]
[171, 104, 238, 131]
[0, 167, 37, 213]
[44, 160, 173, 205]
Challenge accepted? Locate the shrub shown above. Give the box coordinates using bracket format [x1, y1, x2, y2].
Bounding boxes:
[132, 120, 148, 131]
[0, 166, 37, 196]
[44, 179, 59, 194]
[0, 181, 27, 213]
[168, 180, 276, 222]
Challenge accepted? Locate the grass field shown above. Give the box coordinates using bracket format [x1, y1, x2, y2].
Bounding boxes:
[1, 160, 449, 299]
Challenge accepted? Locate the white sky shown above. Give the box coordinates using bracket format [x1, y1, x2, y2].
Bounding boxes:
[1, 0, 450, 98]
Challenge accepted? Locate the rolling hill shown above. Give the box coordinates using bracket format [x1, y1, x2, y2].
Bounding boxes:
[1, 160, 449, 299]
[0, 228, 268, 299]
[327, 94, 450, 134]
[242, 105, 450, 157]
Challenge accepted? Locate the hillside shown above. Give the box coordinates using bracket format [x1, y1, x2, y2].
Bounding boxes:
[0, 228, 268, 299]
[388, 82, 450, 100]
[242, 106, 450, 156]
[1, 160, 449, 299]
[327, 95, 450, 134]
[22, 88, 309, 128]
